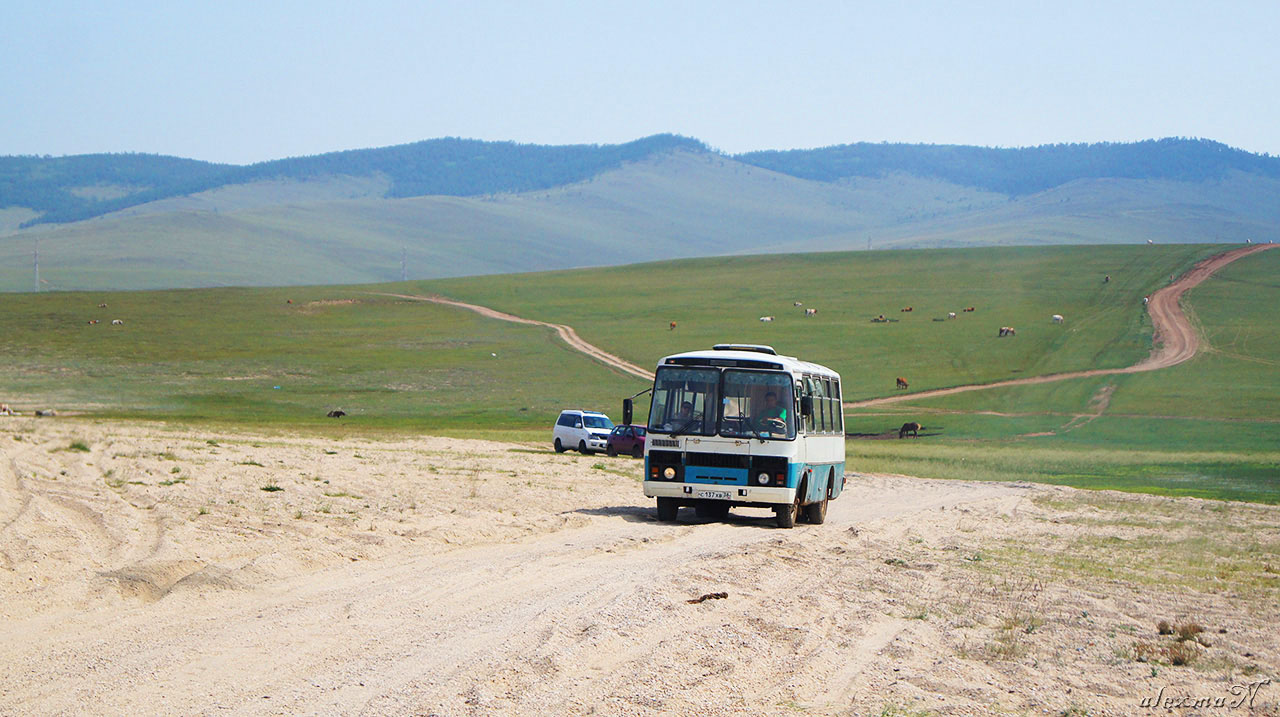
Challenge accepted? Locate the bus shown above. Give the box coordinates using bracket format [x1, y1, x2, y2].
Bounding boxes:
[625, 344, 845, 528]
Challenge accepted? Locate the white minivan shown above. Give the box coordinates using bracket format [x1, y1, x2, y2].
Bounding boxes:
[553, 409, 615, 454]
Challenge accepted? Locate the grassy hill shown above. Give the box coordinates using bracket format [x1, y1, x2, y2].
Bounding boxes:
[3, 244, 1275, 501]
[3, 136, 1279, 292]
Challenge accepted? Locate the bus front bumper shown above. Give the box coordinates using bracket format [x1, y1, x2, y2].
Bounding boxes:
[643, 481, 796, 506]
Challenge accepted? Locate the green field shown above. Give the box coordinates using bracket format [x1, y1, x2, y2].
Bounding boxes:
[2, 243, 1275, 501]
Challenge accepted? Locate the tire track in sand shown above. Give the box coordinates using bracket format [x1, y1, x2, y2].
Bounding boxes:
[373, 292, 655, 381]
[845, 243, 1277, 409]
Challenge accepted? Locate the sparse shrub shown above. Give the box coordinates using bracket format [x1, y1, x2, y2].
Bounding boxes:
[69, 440, 90, 452]
[240, 459, 264, 467]
[591, 463, 606, 470]
[884, 557, 909, 567]
[1175, 622, 1204, 642]
[206, 439, 219, 446]
[1167, 640, 1199, 666]
[170, 466, 181, 474]
[197, 506, 209, 515]
[260, 483, 283, 492]
[293, 510, 303, 519]
[1132, 639, 1200, 666]
[324, 450, 338, 455]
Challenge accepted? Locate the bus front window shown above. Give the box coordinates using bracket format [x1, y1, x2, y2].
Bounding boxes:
[720, 371, 795, 440]
[649, 367, 718, 436]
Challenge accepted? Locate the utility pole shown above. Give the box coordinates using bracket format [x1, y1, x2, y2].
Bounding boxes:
[33, 238, 39, 292]
[866, 235, 871, 252]
[400, 247, 407, 282]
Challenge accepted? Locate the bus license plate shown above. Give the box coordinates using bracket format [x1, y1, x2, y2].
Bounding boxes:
[697, 490, 730, 500]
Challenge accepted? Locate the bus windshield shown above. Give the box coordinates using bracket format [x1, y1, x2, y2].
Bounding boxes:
[648, 367, 718, 436]
[720, 370, 796, 440]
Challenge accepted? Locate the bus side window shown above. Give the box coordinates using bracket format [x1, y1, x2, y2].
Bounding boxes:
[813, 377, 827, 433]
[832, 378, 844, 433]
[822, 378, 835, 435]
[803, 376, 816, 434]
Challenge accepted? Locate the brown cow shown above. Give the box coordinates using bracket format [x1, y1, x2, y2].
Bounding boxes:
[963, 307, 975, 312]
[896, 377, 909, 390]
[901, 307, 913, 312]
[669, 321, 677, 331]
[899, 421, 922, 438]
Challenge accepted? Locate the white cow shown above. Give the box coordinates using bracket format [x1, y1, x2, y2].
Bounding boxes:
[759, 316, 774, 322]
[1052, 314, 1064, 324]
[793, 301, 803, 307]
[111, 319, 124, 326]
[947, 312, 957, 319]
[804, 308, 817, 316]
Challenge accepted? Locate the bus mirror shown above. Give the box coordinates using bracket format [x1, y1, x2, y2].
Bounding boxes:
[622, 398, 633, 426]
[800, 396, 814, 417]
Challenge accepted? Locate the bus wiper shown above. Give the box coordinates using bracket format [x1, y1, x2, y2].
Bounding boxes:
[667, 417, 696, 437]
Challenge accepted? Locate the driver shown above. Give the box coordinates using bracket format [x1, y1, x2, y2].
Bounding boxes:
[669, 401, 695, 429]
[754, 391, 789, 432]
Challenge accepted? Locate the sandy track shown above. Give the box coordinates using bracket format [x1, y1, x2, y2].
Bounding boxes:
[846, 243, 1277, 409]
[374, 292, 655, 381]
[3, 420, 1277, 715]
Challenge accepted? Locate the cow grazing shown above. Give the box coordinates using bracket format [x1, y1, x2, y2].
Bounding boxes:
[793, 301, 803, 307]
[97, 303, 107, 308]
[896, 377, 909, 390]
[947, 312, 957, 319]
[1052, 314, 1064, 324]
[35, 409, 56, 417]
[86, 319, 100, 325]
[963, 307, 975, 312]
[899, 421, 922, 439]
[669, 321, 677, 331]
[111, 319, 123, 326]
[1146, 239, 1153, 245]
[872, 314, 888, 323]
[287, 299, 292, 304]
[327, 409, 346, 418]
[804, 308, 817, 316]
[0, 404, 14, 416]
[759, 316, 774, 322]
[1142, 296, 1150, 306]
[999, 326, 1017, 337]
[901, 307, 913, 312]
[1103, 275, 1110, 283]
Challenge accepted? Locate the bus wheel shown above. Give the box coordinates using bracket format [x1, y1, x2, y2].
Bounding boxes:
[554, 438, 565, 453]
[656, 497, 679, 522]
[775, 488, 801, 529]
[804, 493, 828, 524]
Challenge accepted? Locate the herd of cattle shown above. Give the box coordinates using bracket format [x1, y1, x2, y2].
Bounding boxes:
[736, 303, 1070, 337]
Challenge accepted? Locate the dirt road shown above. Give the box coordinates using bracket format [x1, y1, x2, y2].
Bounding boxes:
[846, 243, 1277, 408]
[375, 292, 655, 381]
[3, 419, 1277, 715]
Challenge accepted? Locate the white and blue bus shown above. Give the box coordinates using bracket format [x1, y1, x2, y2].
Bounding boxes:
[627, 344, 845, 528]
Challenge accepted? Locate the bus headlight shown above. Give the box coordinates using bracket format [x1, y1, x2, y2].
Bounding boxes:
[756, 472, 770, 485]
[663, 467, 676, 479]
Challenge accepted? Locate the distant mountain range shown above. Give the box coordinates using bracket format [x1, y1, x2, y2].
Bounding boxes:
[2, 135, 1277, 291]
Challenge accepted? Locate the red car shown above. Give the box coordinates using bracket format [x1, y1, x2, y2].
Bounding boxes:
[606, 424, 647, 458]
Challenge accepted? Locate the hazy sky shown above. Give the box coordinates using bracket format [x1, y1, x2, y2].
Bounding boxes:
[4, 1, 1278, 164]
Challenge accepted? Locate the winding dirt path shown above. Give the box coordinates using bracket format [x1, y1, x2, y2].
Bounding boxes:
[845, 243, 1276, 409]
[374, 293, 655, 381]
[378, 243, 1274, 402]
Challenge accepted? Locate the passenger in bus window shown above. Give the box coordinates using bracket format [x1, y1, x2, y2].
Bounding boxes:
[754, 391, 788, 432]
